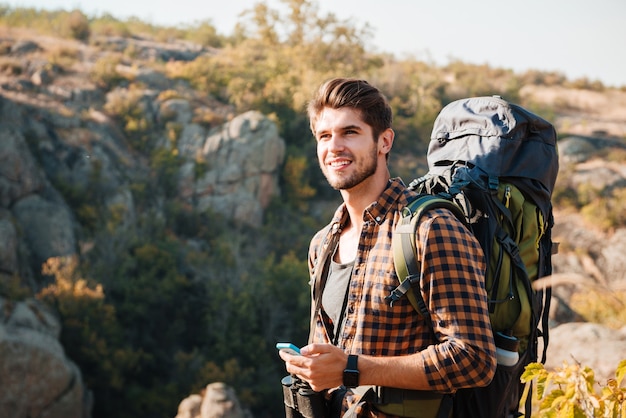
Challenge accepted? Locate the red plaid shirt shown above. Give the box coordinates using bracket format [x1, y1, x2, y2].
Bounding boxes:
[308, 178, 496, 412]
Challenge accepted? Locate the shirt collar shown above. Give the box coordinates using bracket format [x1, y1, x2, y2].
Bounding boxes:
[329, 177, 408, 229]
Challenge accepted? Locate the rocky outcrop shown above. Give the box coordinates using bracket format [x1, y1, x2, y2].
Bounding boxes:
[0, 30, 286, 418]
[175, 383, 250, 418]
[549, 134, 626, 330]
[178, 110, 285, 227]
[0, 297, 90, 418]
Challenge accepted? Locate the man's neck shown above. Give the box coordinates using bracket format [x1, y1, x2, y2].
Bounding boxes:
[340, 173, 390, 233]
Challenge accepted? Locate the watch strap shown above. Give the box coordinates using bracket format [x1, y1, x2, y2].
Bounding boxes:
[347, 354, 358, 370]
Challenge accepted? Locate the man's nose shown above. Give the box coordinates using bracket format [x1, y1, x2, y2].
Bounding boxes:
[327, 134, 346, 151]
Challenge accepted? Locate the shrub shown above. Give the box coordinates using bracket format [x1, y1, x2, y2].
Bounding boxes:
[150, 148, 182, 198]
[580, 187, 626, 231]
[62, 10, 90, 41]
[90, 54, 125, 89]
[521, 360, 626, 417]
[185, 21, 223, 48]
[103, 86, 153, 149]
[47, 45, 81, 69]
[282, 154, 316, 209]
[90, 14, 131, 38]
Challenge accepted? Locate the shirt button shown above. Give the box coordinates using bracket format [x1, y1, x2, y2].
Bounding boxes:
[375, 216, 381, 222]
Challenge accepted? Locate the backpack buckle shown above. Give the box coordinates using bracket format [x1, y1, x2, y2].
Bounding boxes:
[488, 176, 499, 191]
[385, 274, 419, 307]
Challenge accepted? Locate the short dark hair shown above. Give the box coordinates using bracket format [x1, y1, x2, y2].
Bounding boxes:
[307, 78, 392, 140]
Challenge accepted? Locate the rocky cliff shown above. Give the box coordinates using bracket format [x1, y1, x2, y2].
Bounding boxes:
[0, 30, 286, 418]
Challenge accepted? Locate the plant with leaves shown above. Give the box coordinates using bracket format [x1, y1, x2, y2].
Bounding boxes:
[521, 359, 626, 417]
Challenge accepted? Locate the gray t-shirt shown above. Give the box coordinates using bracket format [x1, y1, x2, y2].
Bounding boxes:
[322, 258, 355, 342]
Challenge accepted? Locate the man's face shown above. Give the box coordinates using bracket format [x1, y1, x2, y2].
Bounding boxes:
[313, 107, 379, 190]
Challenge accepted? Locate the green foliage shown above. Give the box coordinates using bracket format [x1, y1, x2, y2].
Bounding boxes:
[0, 6, 225, 49]
[282, 154, 317, 209]
[521, 360, 626, 417]
[103, 85, 154, 149]
[166, 0, 381, 121]
[442, 61, 521, 100]
[90, 54, 125, 89]
[259, 251, 312, 342]
[36, 257, 148, 417]
[150, 148, 182, 198]
[96, 239, 212, 418]
[182, 20, 223, 48]
[89, 14, 132, 38]
[48, 159, 105, 233]
[70, 192, 313, 417]
[370, 59, 446, 155]
[0, 7, 90, 40]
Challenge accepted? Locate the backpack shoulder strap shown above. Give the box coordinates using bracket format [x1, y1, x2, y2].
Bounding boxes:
[308, 222, 341, 344]
[388, 195, 468, 318]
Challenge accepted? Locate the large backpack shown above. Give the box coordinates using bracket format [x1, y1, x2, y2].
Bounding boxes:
[391, 96, 558, 417]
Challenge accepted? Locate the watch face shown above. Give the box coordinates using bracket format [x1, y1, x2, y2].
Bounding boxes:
[343, 354, 359, 387]
[343, 369, 359, 388]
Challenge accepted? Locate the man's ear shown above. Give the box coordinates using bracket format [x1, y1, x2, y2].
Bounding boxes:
[379, 128, 394, 155]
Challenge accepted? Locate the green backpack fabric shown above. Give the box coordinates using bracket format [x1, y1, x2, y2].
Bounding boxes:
[390, 96, 558, 418]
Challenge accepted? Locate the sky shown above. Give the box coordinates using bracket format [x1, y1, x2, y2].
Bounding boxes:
[5, 0, 626, 87]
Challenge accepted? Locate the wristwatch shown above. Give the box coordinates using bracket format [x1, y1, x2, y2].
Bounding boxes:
[343, 354, 359, 388]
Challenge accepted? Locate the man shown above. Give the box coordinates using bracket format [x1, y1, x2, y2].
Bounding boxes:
[279, 78, 496, 417]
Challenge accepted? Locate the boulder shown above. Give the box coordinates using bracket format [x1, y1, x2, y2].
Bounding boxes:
[175, 383, 249, 418]
[175, 394, 202, 418]
[0, 298, 90, 418]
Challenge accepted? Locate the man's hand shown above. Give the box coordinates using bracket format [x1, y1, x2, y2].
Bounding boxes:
[279, 343, 348, 392]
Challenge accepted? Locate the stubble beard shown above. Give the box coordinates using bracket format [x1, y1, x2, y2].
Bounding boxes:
[322, 147, 378, 190]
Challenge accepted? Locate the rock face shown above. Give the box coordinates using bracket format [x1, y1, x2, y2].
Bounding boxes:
[0, 81, 284, 283]
[0, 32, 285, 418]
[0, 298, 90, 418]
[179, 110, 285, 227]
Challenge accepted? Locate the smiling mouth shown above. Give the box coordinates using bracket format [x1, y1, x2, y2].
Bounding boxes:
[328, 159, 351, 168]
